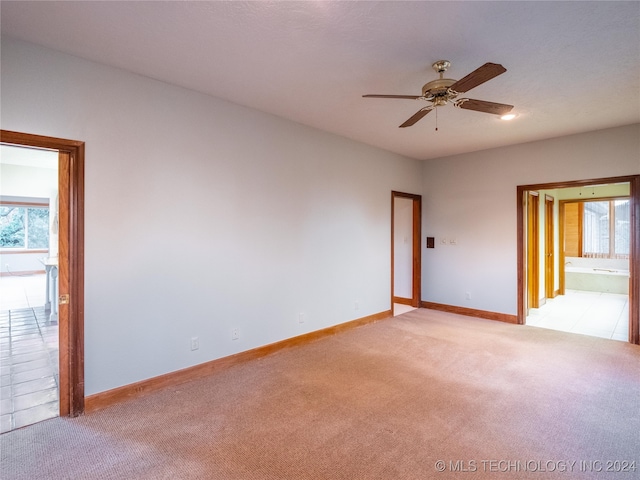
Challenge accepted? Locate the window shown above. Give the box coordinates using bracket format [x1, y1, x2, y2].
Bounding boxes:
[0, 204, 50, 250]
[583, 199, 629, 259]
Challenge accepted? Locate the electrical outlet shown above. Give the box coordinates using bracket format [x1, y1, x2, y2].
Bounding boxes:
[450, 238, 457, 245]
[354, 301, 359, 311]
[231, 328, 240, 340]
[465, 292, 471, 300]
[190, 337, 199, 351]
[298, 313, 305, 324]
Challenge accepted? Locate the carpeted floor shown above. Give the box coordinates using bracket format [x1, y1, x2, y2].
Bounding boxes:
[1, 308, 639, 479]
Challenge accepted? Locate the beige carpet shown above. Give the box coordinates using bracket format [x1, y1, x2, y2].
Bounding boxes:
[2, 308, 639, 479]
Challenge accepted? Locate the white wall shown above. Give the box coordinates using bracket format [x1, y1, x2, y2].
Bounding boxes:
[1, 38, 423, 395]
[0, 251, 47, 275]
[0, 163, 57, 198]
[422, 124, 640, 314]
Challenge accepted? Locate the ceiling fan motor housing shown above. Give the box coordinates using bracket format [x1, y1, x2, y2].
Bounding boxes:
[421, 78, 457, 102]
[423, 60, 458, 104]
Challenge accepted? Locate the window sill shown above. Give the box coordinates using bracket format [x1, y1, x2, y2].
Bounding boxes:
[0, 249, 49, 254]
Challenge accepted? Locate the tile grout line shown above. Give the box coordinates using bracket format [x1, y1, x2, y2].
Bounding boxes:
[1, 306, 60, 433]
[35, 307, 60, 390]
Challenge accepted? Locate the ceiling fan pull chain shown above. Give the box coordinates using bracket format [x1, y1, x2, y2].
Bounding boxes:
[435, 107, 438, 131]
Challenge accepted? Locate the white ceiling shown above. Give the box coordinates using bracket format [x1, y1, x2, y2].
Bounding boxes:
[0, 145, 58, 170]
[1, 1, 639, 161]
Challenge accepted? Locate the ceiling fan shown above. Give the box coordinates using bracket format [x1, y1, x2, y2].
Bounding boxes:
[363, 60, 514, 128]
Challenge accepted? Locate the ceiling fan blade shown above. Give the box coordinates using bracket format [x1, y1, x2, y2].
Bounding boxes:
[363, 94, 422, 99]
[449, 63, 506, 93]
[399, 107, 433, 128]
[457, 98, 513, 115]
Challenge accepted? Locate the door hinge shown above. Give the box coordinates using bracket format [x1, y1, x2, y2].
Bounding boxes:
[59, 294, 70, 305]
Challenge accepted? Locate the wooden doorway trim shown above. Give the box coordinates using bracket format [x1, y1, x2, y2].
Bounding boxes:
[1, 130, 85, 415]
[558, 201, 567, 297]
[517, 175, 639, 345]
[391, 191, 422, 309]
[526, 192, 540, 311]
[544, 195, 555, 300]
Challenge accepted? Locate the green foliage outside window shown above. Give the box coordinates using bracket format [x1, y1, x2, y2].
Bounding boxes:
[0, 206, 49, 249]
[27, 208, 50, 248]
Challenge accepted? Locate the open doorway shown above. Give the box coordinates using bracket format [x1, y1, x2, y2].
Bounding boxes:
[1, 129, 85, 430]
[517, 176, 639, 345]
[391, 191, 421, 316]
[1, 144, 60, 432]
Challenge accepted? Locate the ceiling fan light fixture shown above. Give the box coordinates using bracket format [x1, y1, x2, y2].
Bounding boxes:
[363, 60, 513, 128]
[432, 96, 448, 107]
[500, 113, 517, 121]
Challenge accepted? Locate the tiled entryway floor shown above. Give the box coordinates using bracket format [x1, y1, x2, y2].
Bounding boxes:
[526, 290, 629, 342]
[0, 274, 59, 433]
[394, 303, 417, 316]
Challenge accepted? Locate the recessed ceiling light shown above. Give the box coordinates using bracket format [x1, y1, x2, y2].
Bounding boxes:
[500, 113, 517, 121]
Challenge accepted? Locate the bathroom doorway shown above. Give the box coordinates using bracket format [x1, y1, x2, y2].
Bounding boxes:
[517, 175, 639, 344]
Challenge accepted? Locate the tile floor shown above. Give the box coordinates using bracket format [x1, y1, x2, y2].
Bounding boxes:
[0, 274, 59, 434]
[394, 303, 417, 316]
[526, 289, 629, 341]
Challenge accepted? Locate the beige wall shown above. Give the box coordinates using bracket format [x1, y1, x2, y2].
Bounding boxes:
[422, 124, 639, 314]
[1, 37, 423, 395]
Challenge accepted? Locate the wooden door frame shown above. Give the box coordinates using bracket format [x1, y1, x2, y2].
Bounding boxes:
[558, 201, 567, 297]
[517, 175, 639, 345]
[1, 130, 85, 416]
[544, 195, 555, 300]
[526, 192, 540, 310]
[391, 191, 422, 309]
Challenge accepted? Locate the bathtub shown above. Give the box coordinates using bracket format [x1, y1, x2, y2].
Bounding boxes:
[565, 266, 629, 294]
